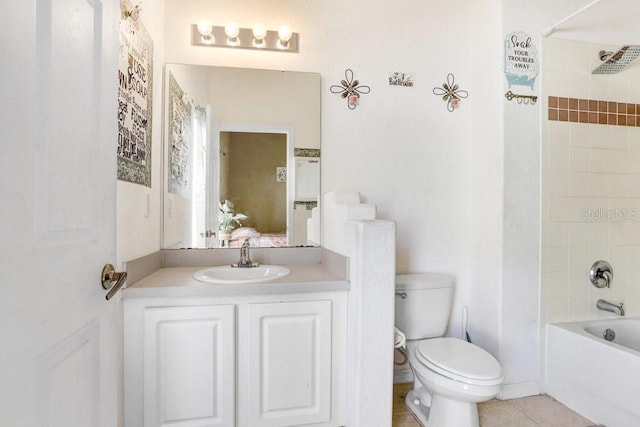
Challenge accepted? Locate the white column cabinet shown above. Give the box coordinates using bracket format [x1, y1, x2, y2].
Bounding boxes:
[125, 292, 346, 427]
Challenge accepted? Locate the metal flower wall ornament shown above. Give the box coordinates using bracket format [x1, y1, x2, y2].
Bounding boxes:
[432, 73, 468, 112]
[330, 69, 371, 110]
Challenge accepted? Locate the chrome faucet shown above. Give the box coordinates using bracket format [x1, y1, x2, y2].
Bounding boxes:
[596, 299, 625, 316]
[233, 239, 258, 268]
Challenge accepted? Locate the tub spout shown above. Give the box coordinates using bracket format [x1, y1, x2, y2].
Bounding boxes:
[596, 299, 625, 316]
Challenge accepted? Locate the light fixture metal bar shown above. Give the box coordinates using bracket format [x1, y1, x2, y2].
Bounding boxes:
[191, 25, 299, 52]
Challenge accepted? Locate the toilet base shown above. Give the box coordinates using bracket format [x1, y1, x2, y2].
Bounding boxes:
[405, 388, 430, 426]
[405, 385, 479, 427]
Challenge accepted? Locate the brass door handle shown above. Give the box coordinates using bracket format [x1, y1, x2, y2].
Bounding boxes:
[101, 264, 128, 300]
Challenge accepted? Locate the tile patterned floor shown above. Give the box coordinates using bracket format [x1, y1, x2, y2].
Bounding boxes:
[392, 382, 599, 427]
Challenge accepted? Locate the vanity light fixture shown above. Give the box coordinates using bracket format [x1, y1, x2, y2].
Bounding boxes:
[196, 20, 214, 44]
[252, 24, 267, 46]
[192, 22, 299, 52]
[278, 25, 292, 47]
[224, 22, 240, 44]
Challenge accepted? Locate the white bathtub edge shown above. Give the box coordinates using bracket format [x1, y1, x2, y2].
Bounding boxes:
[546, 322, 640, 427]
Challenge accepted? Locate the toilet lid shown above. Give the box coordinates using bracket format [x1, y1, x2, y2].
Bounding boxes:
[416, 337, 502, 385]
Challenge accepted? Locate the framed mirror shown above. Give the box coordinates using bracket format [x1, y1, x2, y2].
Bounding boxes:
[162, 64, 321, 249]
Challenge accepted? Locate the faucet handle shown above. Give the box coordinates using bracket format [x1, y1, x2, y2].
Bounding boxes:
[233, 238, 258, 267]
[590, 260, 613, 288]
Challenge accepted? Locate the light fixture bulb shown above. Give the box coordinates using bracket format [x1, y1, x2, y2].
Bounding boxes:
[252, 24, 267, 42]
[197, 20, 212, 36]
[225, 22, 240, 40]
[278, 25, 292, 43]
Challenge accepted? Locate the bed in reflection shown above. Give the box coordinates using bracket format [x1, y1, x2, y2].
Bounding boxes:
[227, 227, 288, 248]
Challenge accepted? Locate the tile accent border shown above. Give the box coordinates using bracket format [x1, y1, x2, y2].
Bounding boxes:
[548, 96, 640, 126]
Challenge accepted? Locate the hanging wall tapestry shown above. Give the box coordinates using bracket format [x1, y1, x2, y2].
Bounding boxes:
[117, 0, 153, 187]
[167, 72, 192, 198]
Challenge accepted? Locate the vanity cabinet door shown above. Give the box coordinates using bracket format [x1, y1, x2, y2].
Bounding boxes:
[143, 305, 235, 427]
[238, 300, 332, 427]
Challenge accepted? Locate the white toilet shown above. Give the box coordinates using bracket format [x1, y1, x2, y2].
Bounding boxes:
[395, 273, 503, 427]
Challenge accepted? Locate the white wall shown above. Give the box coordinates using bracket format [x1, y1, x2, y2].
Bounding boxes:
[500, 0, 544, 398]
[116, 1, 165, 266]
[206, 67, 320, 149]
[116, 0, 640, 402]
[467, 0, 504, 374]
[161, 0, 520, 394]
[163, 0, 486, 358]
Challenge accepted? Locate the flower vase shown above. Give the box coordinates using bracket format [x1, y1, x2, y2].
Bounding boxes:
[219, 231, 231, 247]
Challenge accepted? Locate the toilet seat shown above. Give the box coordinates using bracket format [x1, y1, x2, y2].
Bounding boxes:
[415, 337, 502, 386]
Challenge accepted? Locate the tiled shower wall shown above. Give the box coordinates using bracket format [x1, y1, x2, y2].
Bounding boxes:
[542, 38, 640, 322]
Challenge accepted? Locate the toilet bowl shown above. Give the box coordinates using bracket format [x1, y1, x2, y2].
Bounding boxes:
[395, 274, 503, 427]
[405, 338, 502, 427]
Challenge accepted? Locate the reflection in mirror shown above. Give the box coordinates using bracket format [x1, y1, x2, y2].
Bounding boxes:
[219, 131, 286, 248]
[162, 64, 321, 249]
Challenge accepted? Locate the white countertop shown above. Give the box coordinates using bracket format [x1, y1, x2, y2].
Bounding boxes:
[123, 263, 349, 298]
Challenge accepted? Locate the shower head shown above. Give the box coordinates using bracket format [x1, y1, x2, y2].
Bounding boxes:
[592, 45, 640, 74]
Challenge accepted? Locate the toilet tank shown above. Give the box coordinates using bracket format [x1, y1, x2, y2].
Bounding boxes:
[395, 273, 454, 340]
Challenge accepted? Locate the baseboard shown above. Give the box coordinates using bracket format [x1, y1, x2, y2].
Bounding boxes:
[393, 368, 413, 384]
[497, 381, 541, 400]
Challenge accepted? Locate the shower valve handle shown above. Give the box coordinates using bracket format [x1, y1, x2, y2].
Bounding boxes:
[590, 260, 613, 288]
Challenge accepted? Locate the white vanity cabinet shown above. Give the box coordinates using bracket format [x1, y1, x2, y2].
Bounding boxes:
[142, 305, 236, 427]
[238, 300, 333, 427]
[124, 290, 347, 427]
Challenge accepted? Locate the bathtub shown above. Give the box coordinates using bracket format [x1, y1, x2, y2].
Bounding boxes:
[546, 317, 640, 427]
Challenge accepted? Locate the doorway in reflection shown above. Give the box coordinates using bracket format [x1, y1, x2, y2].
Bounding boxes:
[220, 131, 288, 248]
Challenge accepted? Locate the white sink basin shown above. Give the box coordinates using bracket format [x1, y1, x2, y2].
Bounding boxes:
[193, 265, 290, 284]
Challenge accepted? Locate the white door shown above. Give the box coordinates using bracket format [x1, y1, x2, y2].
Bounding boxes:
[142, 305, 235, 427]
[0, 1, 120, 426]
[239, 300, 332, 427]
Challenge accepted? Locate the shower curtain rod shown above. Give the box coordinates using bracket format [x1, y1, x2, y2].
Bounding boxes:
[541, 0, 603, 37]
